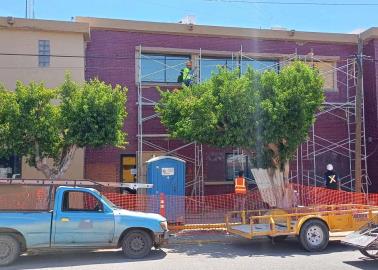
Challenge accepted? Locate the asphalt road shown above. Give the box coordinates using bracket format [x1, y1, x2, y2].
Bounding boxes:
[2, 238, 377, 270]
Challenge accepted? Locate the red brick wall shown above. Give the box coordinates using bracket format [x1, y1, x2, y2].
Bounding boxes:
[363, 40, 378, 192]
[83, 28, 378, 193]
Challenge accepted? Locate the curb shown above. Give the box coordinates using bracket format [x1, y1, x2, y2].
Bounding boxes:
[168, 239, 236, 245]
[168, 231, 240, 245]
[169, 224, 227, 231]
[167, 234, 346, 245]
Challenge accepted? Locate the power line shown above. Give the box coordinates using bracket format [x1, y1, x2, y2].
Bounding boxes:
[0, 52, 189, 61]
[0, 52, 121, 60]
[205, 0, 378, 6]
[0, 66, 84, 70]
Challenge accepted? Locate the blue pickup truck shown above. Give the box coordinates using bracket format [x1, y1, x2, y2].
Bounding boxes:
[0, 186, 169, 266]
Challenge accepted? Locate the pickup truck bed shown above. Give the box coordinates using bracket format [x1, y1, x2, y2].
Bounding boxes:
[0, 212, 52, 248]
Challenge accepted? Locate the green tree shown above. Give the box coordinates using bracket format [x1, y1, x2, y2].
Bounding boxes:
[0, 75, 127, 179]
[157, 61, 324, 207]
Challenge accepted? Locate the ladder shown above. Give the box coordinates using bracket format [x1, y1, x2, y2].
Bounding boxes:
[0, 179, 153, 190]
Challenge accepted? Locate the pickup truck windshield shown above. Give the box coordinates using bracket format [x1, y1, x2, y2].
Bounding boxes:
[88, 188, 120, 209]
[100, 193, 120, 209]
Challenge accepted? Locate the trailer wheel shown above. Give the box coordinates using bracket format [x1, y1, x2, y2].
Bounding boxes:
[122, 229, 153, 259]
[359, 247, 378, 259]
[299, 219, 329, 252]
[0, 234, 20, 266]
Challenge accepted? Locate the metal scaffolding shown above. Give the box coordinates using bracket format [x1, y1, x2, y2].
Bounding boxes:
[137, 44, 369, 196]
[293, 57, 369, 193]
[238, 50, 369, 194]
[136, 45, 204, 196]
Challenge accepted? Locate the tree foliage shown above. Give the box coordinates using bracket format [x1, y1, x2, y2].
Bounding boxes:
[157, 61, 324, 170]
[0, 75, 127, 179]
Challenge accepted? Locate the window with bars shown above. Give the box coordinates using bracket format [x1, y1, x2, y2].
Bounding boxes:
[38, 40, 50, 67]
[225, 153, 251, 181]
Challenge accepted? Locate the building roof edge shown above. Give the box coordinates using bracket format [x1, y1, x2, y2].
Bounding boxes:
[76, 16, 358, 44]
[0, 17, 90, 40]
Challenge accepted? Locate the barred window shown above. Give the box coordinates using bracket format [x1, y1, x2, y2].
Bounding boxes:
[38, 40, 50, 67]
[225, 153, 251, 181]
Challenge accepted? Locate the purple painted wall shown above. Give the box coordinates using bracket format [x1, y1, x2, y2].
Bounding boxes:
[83, 28, 378, 193]
[364, 40, 378, 193]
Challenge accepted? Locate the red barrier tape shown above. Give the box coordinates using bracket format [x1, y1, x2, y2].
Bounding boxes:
[1, 184, 377, 225]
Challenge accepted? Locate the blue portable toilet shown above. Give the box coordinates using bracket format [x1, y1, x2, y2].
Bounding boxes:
[146, 156, 185, 223]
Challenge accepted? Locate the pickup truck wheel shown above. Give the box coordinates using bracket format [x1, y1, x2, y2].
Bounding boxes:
[0, 234, 20, 266]
[299, 219, 329, 252]
[122, 230, 152, 259]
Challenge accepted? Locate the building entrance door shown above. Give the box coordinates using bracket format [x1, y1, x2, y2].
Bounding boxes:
[121, 155, 137, 183]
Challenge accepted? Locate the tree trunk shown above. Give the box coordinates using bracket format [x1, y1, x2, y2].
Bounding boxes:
[34, 143, 77, 180]
[35, 143, 77, 209]
[33, 144, 77, 210]
[52, 145, 77, 179]
[34, 142, 54, 178]
[252, 165, 294, 209]
[252, 142, 295, 209]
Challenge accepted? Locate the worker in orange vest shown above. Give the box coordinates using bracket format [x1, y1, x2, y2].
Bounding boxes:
[234, 170, 247, 211]
[235, 170, 247, 194]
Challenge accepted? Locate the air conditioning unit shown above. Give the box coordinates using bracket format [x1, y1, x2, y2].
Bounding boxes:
[179, 15, 196, 25]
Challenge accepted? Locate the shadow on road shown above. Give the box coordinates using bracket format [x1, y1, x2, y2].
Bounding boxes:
[2, 239, 369, 269]
[168, 237, 356, 259]
[343, 258, 378, 270]
[2, 249, 167, 270]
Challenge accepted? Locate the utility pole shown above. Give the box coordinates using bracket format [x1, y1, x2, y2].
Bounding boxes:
[25, 0, 35, 19]
[354, 37, 363, 193]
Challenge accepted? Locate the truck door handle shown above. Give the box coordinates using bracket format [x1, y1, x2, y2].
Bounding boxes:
[61, 218, 70, 222]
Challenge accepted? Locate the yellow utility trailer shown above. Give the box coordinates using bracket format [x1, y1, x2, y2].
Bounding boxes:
[226, 204, 378, 251]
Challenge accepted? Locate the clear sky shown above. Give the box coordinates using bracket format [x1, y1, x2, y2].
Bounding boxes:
[1, 0, 378, 34]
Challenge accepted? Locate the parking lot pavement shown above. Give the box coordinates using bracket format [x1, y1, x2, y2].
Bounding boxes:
[1, 236, 377, 270]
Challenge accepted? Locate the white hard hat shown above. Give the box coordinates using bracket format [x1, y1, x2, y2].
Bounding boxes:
[326, 164, 333, 171]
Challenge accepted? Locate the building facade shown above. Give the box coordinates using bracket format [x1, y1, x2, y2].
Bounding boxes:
[0, 17, 89, 180]
[76, 17, 378, 194]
